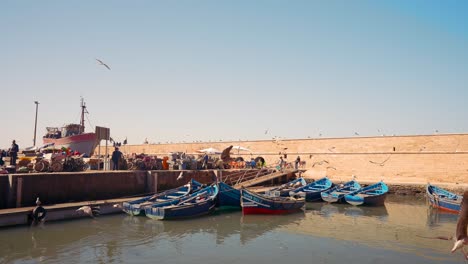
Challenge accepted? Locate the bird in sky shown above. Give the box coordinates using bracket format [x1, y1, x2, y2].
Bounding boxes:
[95, 58, 111, 70]
[265, 129, 269, 135]
[354, 132, 359, 136]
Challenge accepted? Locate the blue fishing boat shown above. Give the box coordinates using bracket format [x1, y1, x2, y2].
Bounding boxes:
[264, 177, 307, 197]
[289, 177, 333, 202]
[321, 179, 361, 203]
[426, 183, 461, 214]
[344, 181, 388, 206]
[122, 179, 203, 216]
[217, 182, 241, 210]
[145, 184, 219, 220]
[241, 188, 305, 215]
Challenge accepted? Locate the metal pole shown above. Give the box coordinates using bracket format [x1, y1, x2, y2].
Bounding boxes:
[33, 101, 39, 146]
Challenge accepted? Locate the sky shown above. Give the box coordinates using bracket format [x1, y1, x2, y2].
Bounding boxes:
[1, 0, 468, 149]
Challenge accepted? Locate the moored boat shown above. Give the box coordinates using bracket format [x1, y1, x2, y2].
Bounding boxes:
[217, 181, 241, 210]
[122, 179, 203, 216]
[145, 184, 219, 220]
[289, 177, 333, 202]
[426, 183, 461, 214]
[321, 179, 361, 203]
[42, 98, 98, 157]
[241, 188, 305, 215]
[344, 181, 388, 206]
[264, 177, 307, 197]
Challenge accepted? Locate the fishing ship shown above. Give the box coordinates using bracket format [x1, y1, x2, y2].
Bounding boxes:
[42, 98, 97, 157]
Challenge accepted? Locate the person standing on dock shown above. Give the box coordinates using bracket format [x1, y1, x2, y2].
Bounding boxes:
[277, 156, 284, 171]
[9, 140, 19, 166]
[111, 147, 123, 170]
[295, 156, 301, 170]
[202, 153, 209, 169]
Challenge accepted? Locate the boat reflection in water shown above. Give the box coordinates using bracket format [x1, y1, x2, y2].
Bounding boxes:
[426, 207, 459, 228]
[142, 210, 305, 245]
[240, 212, 305, 245]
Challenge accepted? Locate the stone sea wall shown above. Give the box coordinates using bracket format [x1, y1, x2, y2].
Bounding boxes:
[96, 134, 468, 184]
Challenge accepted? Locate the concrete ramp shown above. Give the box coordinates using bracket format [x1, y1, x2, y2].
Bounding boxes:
[233, 169, 298, 189]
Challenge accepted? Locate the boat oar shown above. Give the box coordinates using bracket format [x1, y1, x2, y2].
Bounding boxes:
[179, 191, 209, 205]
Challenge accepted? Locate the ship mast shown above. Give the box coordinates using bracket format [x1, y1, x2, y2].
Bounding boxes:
[80, 98, 86, 134]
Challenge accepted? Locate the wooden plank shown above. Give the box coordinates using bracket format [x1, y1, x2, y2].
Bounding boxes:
[233, 169, 297, 189]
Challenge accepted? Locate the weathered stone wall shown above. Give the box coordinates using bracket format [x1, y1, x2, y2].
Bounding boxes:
[96, 134, 468, 184]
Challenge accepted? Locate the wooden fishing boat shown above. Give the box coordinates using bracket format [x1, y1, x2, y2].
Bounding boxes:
[289, 177, 333, 202]
[264, 177, 307, 197]
[217, 181, 241, 210]
[321, 179, 361, 203]
[344, 181, 388, 206]
[241, 188, 305, 215]
[426, 183, 461, 214]
[43, 98, 98, 157]
[145, 184, 219, 220]
[122, 179, 203, 216]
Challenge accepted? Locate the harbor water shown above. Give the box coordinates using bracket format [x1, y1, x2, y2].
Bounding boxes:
[0, 195, 465, 264]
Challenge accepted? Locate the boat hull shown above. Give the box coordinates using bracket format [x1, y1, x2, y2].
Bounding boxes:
[321, 180, 361, 204]
[344, 181, 389, 206]
[426, 184, 461, 213]
[289, 177, 333, 202]
[217, 182, 241, 209]
[147, 200, 216, 220]
[145, 185, 219, 220]
[122, 179, 202, 216]
[241, 189, 305, 215]
[43, 133, 97, 156]
[345, 193, 387, 206]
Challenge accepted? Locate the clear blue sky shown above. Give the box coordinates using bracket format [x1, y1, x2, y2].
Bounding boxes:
[1, 0, 468, 149]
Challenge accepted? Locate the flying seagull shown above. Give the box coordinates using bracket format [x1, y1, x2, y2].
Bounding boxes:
[369, 156, 391, 166]
[96, 59, 111, 70]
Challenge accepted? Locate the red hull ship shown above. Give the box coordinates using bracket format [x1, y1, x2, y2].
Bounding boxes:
[42, 99, 97, 157]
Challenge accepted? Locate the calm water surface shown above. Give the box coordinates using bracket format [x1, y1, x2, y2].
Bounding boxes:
[0, 195, 465, 264]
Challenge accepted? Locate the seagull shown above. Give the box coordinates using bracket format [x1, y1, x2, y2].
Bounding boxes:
[177, 171, 184, 181]
[265, 129, 269, 135]
[95, 59, 111, 70]
[369, 156, 390, 166]
[354, 132, 359, 136]
[452, 191, 468, 258]
[311, 160, 329, 167]
[76, 205, 100, 218]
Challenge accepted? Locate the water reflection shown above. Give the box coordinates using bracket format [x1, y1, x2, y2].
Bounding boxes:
[240, 212, 305, 244]
[426, 207, 459, 227]
[0, 195, 463, 264]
